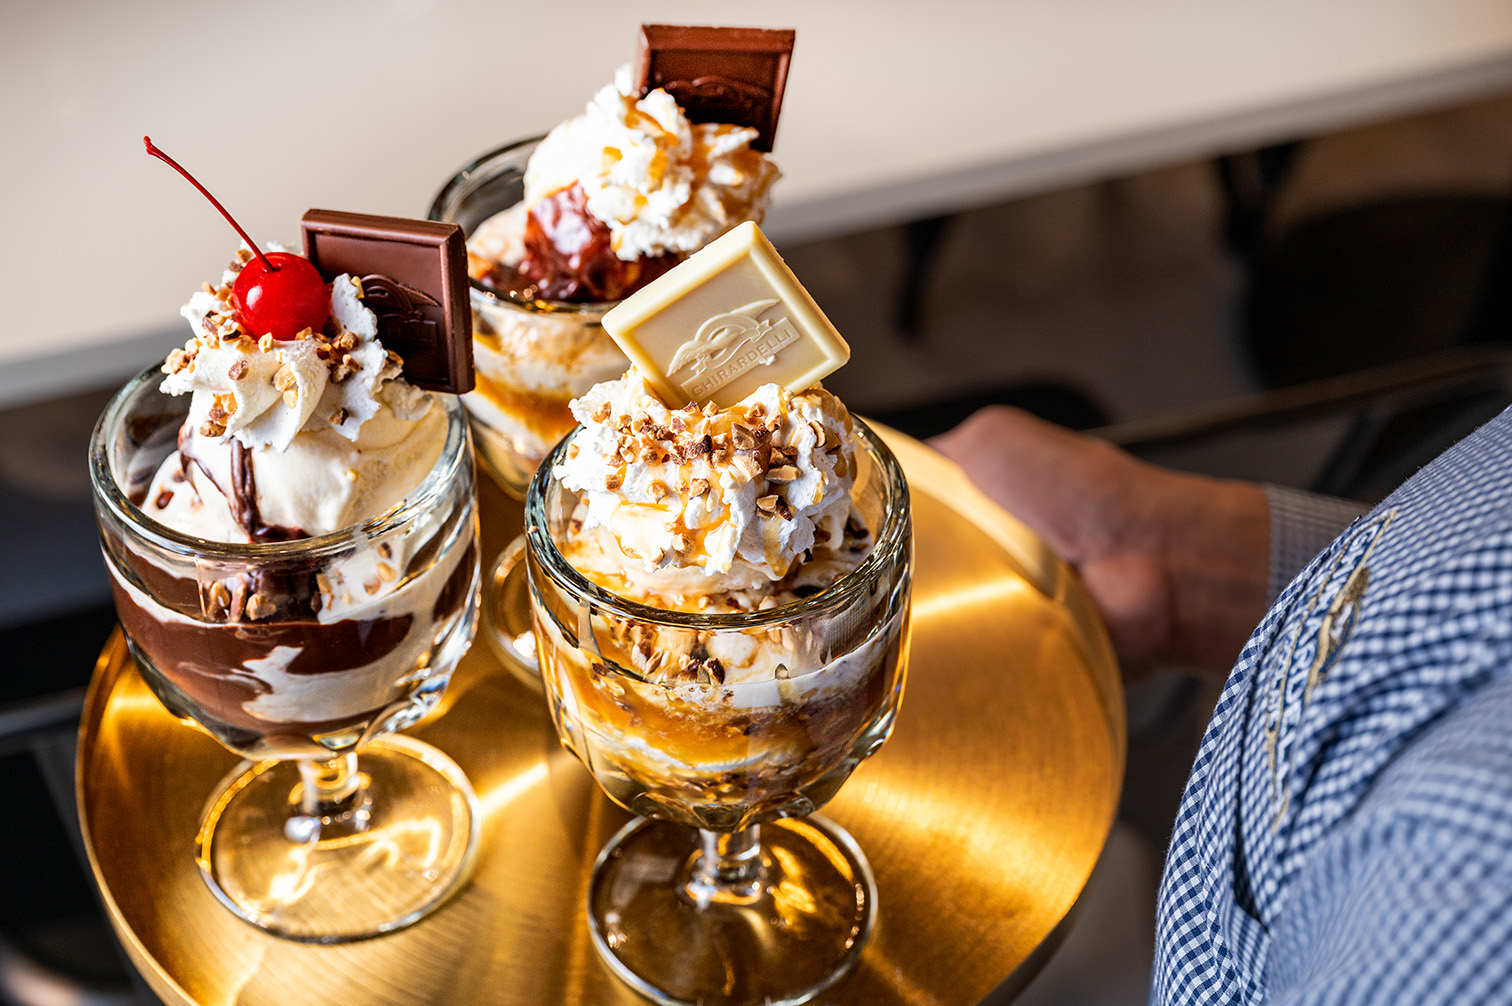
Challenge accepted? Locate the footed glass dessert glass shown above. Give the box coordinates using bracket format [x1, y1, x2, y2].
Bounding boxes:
[90, 367, 482, 943]
[526, 420, 911, 1006]
[430, 137, 628, 683]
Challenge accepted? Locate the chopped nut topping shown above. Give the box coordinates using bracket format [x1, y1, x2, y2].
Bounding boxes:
[808, 419, 827, 442]
[377, 561, 397, 582]
[199, 419, 226, 437]
[567, 443, 580, 460]
[258, 334, 274, 352]
[154, 489, 174, 509]
[330, 407, 348, 425]
[649, 481, 669, 502]
[732, 424, 756, 450]
[201, 282, 215, 295]
[207, 403, 227, 423]
[282, 389, 299, 409]
[348, 275, 364, 298]
[756, 494, 779, 514]
[165, 348, 190, 373]
[775, 496, 795, 521]
[670, 415, 687, 433]
[273, 366, 297, 391]
[689, 477, 710, 498]
[364, 577, 381, 595]
[673, 531, 693, 552]
[227, 358, 249, 380]
[767, 465, 800, 483]
[245, 593, 275, 621]
[378, 542, 392, 558]
[682, 402, 699, 415]
[207, 582, 232, 616]
[335, 331, 357, 351]
[732, 454, 762, 480]
[767, 413, 785, 432]
[747, 403, 766, 421]
[606, 471, 624, 491]
[331, 364, 353, 384]
[593, 402, 612, 423]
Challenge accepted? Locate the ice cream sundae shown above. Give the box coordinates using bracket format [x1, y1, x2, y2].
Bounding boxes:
[527, 221, 911, 828]
[523, 220, 911, 1005]
[432, 24, 795, 494]
[87, 140, 483, 942]
[96, 142, 480, 762]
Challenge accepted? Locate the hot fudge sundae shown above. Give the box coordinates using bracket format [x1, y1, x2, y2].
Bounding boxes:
[96, 154, 480, 762]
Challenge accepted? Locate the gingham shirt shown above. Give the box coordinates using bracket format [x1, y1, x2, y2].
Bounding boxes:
[1154, 407, 1512, 1005]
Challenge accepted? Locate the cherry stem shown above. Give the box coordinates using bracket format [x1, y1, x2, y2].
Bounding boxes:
[143, 136, 276, 273]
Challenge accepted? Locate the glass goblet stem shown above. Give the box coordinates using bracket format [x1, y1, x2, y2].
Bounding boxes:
[296, 754, 370, 835]
[687, 826, 763, 907]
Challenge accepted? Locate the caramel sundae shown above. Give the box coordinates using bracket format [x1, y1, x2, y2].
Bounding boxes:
[527, 222, 911, 830]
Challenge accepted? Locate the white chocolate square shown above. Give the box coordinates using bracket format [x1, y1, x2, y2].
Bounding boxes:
[601, 222, 850, 408]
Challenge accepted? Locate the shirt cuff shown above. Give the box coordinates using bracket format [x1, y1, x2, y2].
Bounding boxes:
[1264, 485, 1366, 604]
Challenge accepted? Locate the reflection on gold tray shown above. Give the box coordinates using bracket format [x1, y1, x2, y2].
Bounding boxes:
[77, 427, 1124, 1006]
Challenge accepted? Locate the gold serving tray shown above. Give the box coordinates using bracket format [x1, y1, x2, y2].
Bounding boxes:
[77, 428, 1124, 1006]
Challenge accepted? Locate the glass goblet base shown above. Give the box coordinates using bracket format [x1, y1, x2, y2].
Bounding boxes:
[195, 734, 480, 943]
[482, 535, 542, 689]
[588, 815, 876, 1006]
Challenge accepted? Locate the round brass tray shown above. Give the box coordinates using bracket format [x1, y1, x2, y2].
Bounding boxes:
[77, 428, 1124, 1006]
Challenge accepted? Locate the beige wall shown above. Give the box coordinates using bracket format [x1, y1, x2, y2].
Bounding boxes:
[4, 0, 1512, 405]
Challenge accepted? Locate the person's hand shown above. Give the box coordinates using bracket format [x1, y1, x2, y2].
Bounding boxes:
[930, 406, 1271, 680]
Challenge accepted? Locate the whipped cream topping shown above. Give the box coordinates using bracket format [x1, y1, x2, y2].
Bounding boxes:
[554, 370, 855, 597]
[165, 250, 432, 453]
[523, 66, 780, 263]
[148, 248, 443, 540]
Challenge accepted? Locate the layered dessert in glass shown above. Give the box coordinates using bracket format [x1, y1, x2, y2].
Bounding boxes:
[525, 222, 911, 1005]
[534, 372, 909, 829]
[91, 147, 482, 942]
[101, 264, 478, 761]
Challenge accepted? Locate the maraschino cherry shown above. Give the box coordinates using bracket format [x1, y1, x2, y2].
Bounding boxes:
[144, 137, 328, 341]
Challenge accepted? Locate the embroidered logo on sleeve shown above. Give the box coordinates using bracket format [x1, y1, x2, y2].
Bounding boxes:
[1262, 510, 1397, 828]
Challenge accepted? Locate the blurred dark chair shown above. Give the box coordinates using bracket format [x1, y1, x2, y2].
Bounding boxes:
[1093, 343, 1512, 501]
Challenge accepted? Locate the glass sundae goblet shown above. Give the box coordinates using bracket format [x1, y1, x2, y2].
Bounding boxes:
[526, 420, 911, 1006]
[430, 137, 628, 687]
[89, 367, 482, 943]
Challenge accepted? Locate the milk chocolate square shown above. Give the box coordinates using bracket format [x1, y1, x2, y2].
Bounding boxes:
[301, 210, 474, 393]
[602, 222, 849, 409]
[634, 25, 795, 152]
